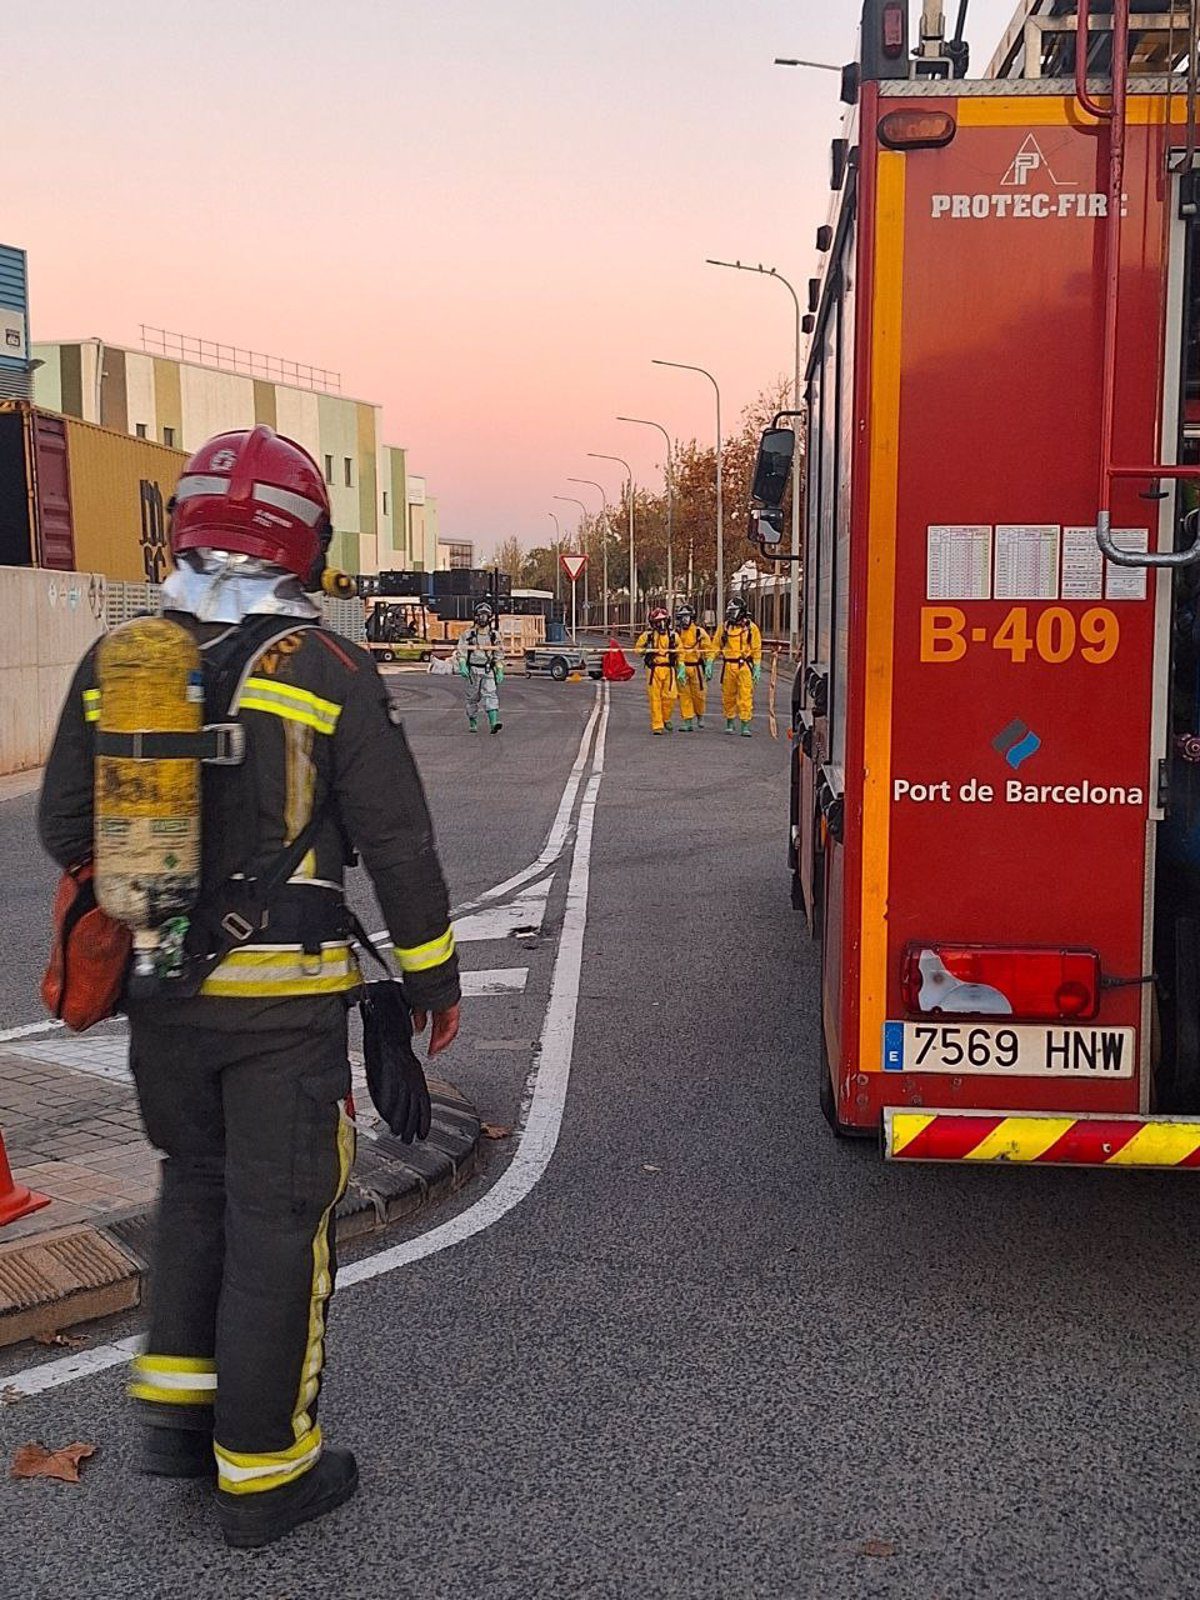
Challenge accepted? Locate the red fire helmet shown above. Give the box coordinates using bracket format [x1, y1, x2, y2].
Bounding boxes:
[170, 426, 332, 582]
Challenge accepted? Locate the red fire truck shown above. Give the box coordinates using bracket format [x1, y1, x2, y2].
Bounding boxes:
[754, 0, 1200, 1165]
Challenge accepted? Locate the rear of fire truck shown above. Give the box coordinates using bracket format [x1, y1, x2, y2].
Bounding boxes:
[786, 1, 1200, 1165]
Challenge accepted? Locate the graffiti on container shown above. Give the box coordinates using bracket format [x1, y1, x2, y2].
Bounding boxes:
[88, 574, 107, 621]
[140, 479, 170, 583]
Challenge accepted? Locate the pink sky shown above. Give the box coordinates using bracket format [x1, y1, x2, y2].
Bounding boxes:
[12, 0, 1020, 550]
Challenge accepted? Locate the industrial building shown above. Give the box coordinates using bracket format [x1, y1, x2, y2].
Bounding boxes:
[439, 539, 474, 570]
[31, 328, 439, 576]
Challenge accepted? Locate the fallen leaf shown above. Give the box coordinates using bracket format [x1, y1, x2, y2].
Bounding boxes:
[33, 1331, 87, 1350]
[0, 1386, 20, 1408]
[861, 1539, 897, 1559]
[641, 1164, 662, 1174]
[481, 1124, 514, 1140]
[10, 1442, 96, 1483]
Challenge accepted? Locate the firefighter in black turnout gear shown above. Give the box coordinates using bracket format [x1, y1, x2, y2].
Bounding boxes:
[39, 427, 461, 1549]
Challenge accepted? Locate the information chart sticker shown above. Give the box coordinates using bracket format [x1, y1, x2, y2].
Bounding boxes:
[926, 525, 993, 600]
[994, 525, 1061, 600]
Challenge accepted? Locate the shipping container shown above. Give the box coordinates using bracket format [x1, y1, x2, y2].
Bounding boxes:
[0, 401, 186, 581]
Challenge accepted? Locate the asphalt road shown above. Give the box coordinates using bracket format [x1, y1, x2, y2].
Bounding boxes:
[6, 666, 1200, 1597]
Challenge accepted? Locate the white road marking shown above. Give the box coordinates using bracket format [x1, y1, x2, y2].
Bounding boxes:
[340, 682, 608, 1284]
[1, 683, 610, 1397]
[448, 687, 602, 916]
[460, 968, 529, 997]
[451, 880, 552, 944]
[3, 968, 530, 1087]
[6, 1334, 143, 1399]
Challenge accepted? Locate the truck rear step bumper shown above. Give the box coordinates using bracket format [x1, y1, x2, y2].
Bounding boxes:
[884, 1109, 1200, 1169]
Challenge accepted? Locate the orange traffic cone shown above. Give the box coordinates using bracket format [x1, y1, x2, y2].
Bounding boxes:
[0, 1126, 49, 1228]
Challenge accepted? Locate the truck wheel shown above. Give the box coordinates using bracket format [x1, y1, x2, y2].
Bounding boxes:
[1172, 916, 1200, 1112]
[550, 657, 569, 681]
[788, 747, 800, 874]
[380, 649, 395, 663]
[420, 651, 431, 662]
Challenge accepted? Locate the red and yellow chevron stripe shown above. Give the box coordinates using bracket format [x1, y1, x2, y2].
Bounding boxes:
[885, 1109, 1200, 1168]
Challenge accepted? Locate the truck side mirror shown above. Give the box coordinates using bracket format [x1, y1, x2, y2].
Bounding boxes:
[750, 427, 795, 511]
[749, 508, 785, 549]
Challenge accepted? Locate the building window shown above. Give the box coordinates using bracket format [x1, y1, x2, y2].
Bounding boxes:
[344, 458, 353, 488]
[382, 491, 389, 516]
[162, 426, 175, 447]
[135, 423, 147, 439]
[324, 454, 334, 484]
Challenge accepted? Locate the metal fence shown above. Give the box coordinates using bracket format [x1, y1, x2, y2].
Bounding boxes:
[104, 581, 366, 644]
[139, 325, 342, 395]
[570, 574, 799, 651]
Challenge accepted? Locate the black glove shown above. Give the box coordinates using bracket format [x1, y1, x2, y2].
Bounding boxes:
[359, 979, 432, 1144]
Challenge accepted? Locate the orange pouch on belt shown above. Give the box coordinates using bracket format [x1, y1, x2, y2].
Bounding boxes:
[42, 863, 132, 1033]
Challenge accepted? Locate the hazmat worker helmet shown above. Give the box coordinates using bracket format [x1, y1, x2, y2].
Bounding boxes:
[649, 607, 670, 630]
[474, 601, 495, 626]
[169, 426, 333, 590]
[726, 597, 748, 624]
[675, 604, 694, 627]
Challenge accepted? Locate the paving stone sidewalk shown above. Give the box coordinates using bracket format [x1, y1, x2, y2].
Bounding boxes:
[0, 1032, 482, 1347]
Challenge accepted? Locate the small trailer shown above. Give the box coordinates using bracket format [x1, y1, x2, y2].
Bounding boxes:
[523, 645, 604, 682]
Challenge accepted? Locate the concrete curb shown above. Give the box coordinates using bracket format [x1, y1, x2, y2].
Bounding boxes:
[0, 1079, 481, 1349]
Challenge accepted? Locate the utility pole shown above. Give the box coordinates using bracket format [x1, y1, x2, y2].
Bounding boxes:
[568, 477, 611, 631]
[588, 453, 634, 633]
[617, 416, 673, 609]
[651, 361, 723, 623]
[547, 511, 562, 604]
[706, 259, 803, 656]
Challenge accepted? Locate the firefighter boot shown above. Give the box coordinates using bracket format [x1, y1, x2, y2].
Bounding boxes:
[680, 719, 694, 732]
[740, 721, 753, 737]
[468, 718, 478, 732]
[487, 710, 502, 734]
[725, 719, 736, 734]
[140, 1426, 213, 1479]
[217, 1447, 360, 1549]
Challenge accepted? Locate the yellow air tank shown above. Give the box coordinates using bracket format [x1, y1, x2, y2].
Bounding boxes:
[94, 617, 204, 978]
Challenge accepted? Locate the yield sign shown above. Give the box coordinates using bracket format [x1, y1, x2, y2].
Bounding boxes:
[560, 552, 588, 582]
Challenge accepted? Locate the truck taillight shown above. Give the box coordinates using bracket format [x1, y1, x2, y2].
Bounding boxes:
[900, 944, 1101, 1021]
[878, 110, 957, 151]
[882, 2, 906, 56]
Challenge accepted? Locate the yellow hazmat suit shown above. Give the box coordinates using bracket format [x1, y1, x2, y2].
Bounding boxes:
[675, 623, 714, 730]
[633, 625, 679, 733]
[711, 618, 763, 734]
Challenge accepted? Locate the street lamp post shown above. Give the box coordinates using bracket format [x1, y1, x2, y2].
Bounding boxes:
[651, 360, 723, 625]
[568, 477, 610, 631]
[707, 258, 803, 657]
[554, 495, 589, 639]
[547, 511, 562, 604]
[588, 453, 635, 633]
[617, 416, 674, 608]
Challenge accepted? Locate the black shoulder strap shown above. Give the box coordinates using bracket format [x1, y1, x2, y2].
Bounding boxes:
[201, 616, 321, 718]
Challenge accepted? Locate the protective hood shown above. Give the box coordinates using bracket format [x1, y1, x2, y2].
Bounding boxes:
[161, 549, 321, 625]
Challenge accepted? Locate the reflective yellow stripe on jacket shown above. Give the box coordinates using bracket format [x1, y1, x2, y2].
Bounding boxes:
[394, 927, 456, 975]
[202, 943, 360, 999]
[83, 688, 101, 724]
[237, 678, 342, 737]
